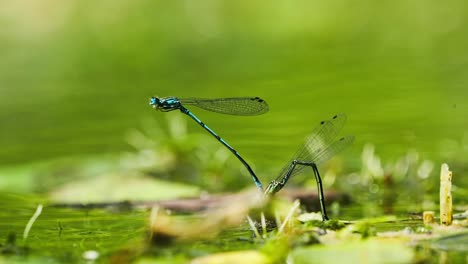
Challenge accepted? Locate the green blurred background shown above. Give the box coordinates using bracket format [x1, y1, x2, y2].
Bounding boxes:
[2, 2, 468, 262]
[1, 0, 468, 191]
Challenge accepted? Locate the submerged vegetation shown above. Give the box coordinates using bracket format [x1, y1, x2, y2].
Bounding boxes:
[1, 116, 468, 263]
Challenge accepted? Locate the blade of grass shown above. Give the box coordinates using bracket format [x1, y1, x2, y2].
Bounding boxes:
[23, 204, 43, 241]
[247, 215, 261, 239]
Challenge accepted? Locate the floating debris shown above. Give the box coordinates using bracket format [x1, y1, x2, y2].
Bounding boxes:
[150, 190, 266, 243]
[423, 211, 435, 225]
[82, 250, 99, 261]
[191, 250, 268, 264]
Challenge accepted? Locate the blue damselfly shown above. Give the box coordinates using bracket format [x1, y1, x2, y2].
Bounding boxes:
[150, 96, 268, 190]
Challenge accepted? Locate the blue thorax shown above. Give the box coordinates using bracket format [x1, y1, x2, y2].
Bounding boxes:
[150, 96, 182, 112]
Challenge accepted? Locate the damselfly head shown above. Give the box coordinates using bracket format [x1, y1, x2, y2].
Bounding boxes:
[149, 97, 160, 109]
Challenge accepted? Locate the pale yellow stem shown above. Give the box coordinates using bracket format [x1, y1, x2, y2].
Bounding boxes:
[439, 163, 452, 225]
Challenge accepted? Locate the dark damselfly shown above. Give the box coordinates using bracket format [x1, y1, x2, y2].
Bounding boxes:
[264, 114, 354, 221]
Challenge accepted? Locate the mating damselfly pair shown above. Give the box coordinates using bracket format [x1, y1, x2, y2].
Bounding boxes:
[150, 96, 354, 220]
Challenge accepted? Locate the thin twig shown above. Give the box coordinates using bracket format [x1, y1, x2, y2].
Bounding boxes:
[261, 212, 267, 239]
[23, 204, 43, 241]
[246, 215, 261, 239]
[278, 200, 300, 234]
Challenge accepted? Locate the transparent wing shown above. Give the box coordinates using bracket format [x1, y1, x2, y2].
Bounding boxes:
[179, 97, 269, 116]
[312, 136, 355, 165]
[275, 114, 350, 181]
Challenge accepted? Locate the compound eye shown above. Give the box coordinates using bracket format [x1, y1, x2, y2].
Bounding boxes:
[149, 97, 159, 106]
